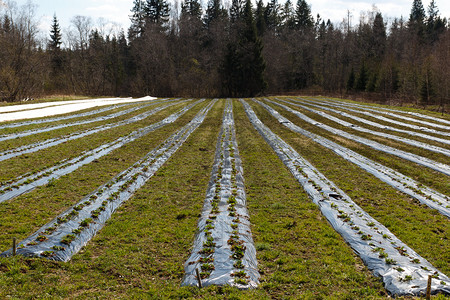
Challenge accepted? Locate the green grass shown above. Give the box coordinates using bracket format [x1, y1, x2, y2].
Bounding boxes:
[0, 98, 448, 299]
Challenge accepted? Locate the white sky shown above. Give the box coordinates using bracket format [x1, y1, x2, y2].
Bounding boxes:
[5, 0, 450, 37]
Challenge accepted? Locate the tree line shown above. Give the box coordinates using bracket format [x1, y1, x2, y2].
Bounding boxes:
[0, 0, 448, 107]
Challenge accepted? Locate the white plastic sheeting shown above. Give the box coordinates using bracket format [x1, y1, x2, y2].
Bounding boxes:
[256, 99, 449, 217]
[286, 98, 450, 145]
[0, 100, 216, 262]
[0, 97, 157, 121]
[182, 100, 259, 289]
[273, 98, 450, 156]
[0, 100, 203, 204]
[261, 99, 450, 176]
[0, 99, 175, 142]
[242, 99, 450, 296]
[0, 99, 191, 162]
[309, 97, 450, 129]
[299, 98, 450, 137]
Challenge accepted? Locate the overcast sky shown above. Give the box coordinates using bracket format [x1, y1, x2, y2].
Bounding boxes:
[6, 0, 450, 36]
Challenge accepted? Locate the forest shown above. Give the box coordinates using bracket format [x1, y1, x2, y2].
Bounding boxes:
[0, 0, 448, 107]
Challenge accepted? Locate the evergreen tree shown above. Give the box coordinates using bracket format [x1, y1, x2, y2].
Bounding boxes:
[255, 0, 266, 36]
[409, 0, 425, 36]
[49, 14, 62, 51]
[346, 67, 355, 91]
[281, 0, 295, 29]
[204, 0, 227, 28]
[129, 0, 146, 38]
[144, 0, 170, 25]
[426, 0, 446, 43]
[221, 0, 266, 96]
[230, 0, 243, 23]
[355, 63, 368, 91]
[48, 14, 63, 74]
[181, 0, 202, 20]
[371, 12, 386, 59]
[264, 0, 280, 31]
[295, 0, 313, 31]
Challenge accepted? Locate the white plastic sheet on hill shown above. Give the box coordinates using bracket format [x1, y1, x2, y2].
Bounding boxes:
[256, 99, 449, 218]
[182, 99, 259, 289]
[261, 99, 450, 176]
[0, 96, 157, 122]
[287, 98, 450, 146]
[274, 98, 450, 156]
[241, 99, 450, 297]
[0, 100, 215, 262]
[0, 98, 176, 142]
[0, 99, 191, 162]
[0, 99, 202, 204]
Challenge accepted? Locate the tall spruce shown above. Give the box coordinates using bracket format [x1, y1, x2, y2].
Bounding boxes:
[409, 0, 426, 36]
[204, 0, 227, 28]
[48, 14, 63, 74]
[221, 0, 266, 96]
[181, 0, 202, 19]
[144, 0, 170, 25]
[295, 0, 313, 31]
[129, 0, 146, 38]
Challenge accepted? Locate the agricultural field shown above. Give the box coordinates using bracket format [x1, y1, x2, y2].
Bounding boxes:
[0, 97, 448, 299]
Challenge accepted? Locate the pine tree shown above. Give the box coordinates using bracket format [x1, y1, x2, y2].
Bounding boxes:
[221, 0, 267, 96]
[281, 0, 295, 29]
[204, 0, 227, 28]
[255, 0, 266, 36]
[181, 0, 202, 20]
[409, 0, 425, 36]
[295, 0, 313, 31]
[347, 67, 355, 91]
[144, 0, 170, 25]
[230, 0, 243, 23]
[48, 14, 63, 73]
[129, 0, 146, 38]
[264, 0, 280, 31]
[355, 63, 368, 91]
[426, 0, 446, 43]
[49, 14, 62, 51]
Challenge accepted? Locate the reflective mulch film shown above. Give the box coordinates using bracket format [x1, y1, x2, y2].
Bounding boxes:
[242, 99, 450, 297]
[182, 99, 259, 289]
[0, 100, 203, 204]
[0, 100, 216, 262]
[257, 99, 449, 217]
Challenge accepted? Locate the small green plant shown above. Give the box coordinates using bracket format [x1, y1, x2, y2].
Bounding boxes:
[61, 234, 76, 245]
[378, 251, 388, 258]
[394, 267, 404, 272]
[411, 258, 420, 264]
[52, 245, 65, 251]
[385, 258, 397, 265]
[201, 263, 215, 272]
[400, 275, 413, 282]
[36, 235, 47, 242]
[80, 218, 93, 227]
[40, 251, 55, 257]
[233, 260, 245, 269]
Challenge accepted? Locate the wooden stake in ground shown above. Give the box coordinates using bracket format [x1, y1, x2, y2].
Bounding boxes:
[195, 268, 202, 288]
[426, 275, 432, 299]
[12, 238, 16, 256]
